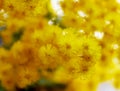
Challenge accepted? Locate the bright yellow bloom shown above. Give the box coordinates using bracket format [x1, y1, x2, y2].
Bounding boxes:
[33, 0, 49, 16]
[1, 0, 120, 90]
[62, 35, 101, 78]
[16, 66, 40, 88]
[39, 44, 61, 70]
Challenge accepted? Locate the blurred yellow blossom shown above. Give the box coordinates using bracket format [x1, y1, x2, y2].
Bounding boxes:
[0, 0, 120, 91]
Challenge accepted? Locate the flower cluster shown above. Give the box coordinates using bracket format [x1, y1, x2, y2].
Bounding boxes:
[0, 0, 120, 91]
